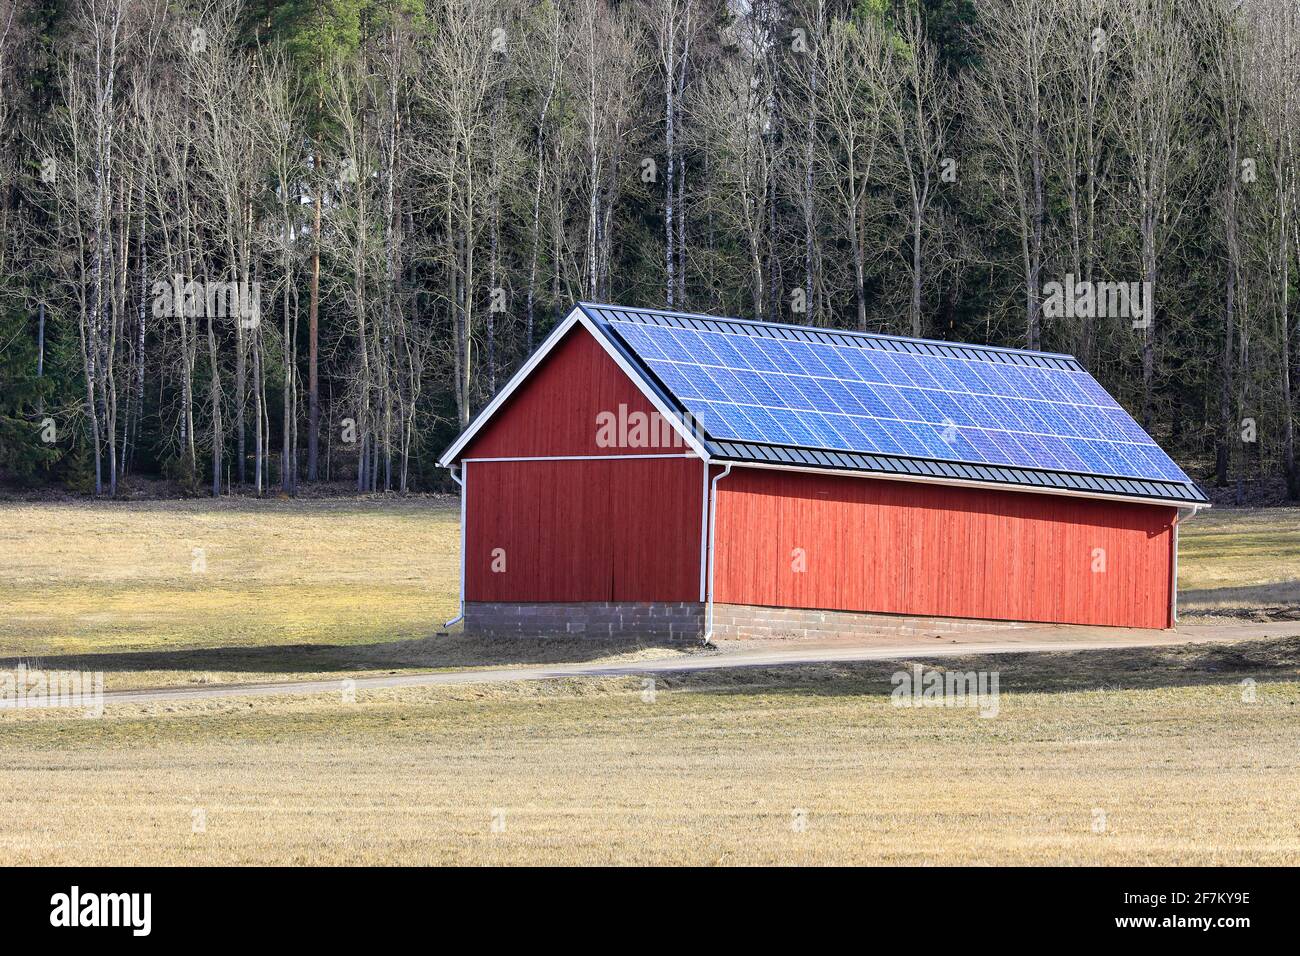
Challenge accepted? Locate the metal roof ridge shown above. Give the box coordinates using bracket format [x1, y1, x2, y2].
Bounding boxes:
[577, 300, 1080, 364]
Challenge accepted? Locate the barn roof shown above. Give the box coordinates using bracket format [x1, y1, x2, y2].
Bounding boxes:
[443, 302, 1208, 508]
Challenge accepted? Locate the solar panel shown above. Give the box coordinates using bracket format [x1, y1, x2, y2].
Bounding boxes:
[601, 310, 1193, 486]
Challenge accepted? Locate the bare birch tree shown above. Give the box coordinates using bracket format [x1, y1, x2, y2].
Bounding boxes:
[520, 0, 568, 351]
[968, 0, 1054, 351]
[1117, 0, 1193, 430]
[1048, 0, 1116, 367]
[417, 0, 506, 428]
[887, 3, 951, 337]
[568, 0, 643, 301]
[650, 0, 700, 308]
[1247, 0, 1300, 497]
[693, 7, 781, 319]
[805, 7, 890, 331]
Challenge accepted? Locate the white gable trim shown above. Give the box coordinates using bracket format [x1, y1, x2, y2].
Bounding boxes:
[438, 306, 709, 468]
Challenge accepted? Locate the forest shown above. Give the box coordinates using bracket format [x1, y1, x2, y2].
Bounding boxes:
[0, 0, 1297, 500]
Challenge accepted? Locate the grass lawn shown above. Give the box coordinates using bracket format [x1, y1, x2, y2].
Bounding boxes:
[0, 497, 461, 655]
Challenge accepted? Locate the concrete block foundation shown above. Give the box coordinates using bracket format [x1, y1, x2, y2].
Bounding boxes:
[463, 602, 706, 640]
[462, 601, 1030, 641]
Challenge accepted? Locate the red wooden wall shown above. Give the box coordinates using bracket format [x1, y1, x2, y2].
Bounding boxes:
[465, 457, 703, 602]
[462, 323, 691, 459]
[459, 323, 703, 603]
[712, 467, 1176, 628]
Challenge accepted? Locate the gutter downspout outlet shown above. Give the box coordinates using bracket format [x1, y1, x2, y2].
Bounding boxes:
[703, 463, 734, 646]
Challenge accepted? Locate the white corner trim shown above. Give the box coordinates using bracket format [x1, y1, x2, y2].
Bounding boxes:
[438, 306, 709, 468]
[443, 462, 466, 630]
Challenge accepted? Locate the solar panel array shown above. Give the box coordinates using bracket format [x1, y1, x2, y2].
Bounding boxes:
[601, 311, 1191, 485]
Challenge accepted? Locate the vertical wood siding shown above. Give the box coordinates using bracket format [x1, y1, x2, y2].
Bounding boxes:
[465, 457, 704, 602]
[461, 325, 690, 459]
[712, 467, 1176, 628]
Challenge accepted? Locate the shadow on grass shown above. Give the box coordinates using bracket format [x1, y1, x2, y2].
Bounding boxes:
[651, 637, 1300, 699]
[1179, 581, 1300, 618]
[7, 635, 1300, 702]
[2, 633, 698, 678]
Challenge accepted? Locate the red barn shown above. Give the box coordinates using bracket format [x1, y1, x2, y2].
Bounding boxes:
[439, 303, 1208, 640]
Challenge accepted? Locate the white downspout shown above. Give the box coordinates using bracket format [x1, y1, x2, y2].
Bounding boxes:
[443, 463, 466, 630]
[703, 463, 734, 645]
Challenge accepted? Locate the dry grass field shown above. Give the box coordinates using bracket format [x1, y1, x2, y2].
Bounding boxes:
[0, 497, 460, 661]
[0, 498, 696, 690]
[1, 498, 1298, 864]
[1, 641, 1298, 865]
[1177, 507, 1300, 619]
[1, 497, 1295, 686]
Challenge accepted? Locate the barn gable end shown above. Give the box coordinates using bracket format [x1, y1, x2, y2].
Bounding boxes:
[445, 310, 705, 465]
[446, 315, 708, 632]
[455, 323, 679, 460]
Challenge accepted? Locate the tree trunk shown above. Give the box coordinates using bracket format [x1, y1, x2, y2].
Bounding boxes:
[307, 139, 322, 481]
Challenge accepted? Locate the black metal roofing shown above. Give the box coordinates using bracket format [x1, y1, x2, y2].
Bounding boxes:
[706, 440, 1205, 503]
[580, 302, 1208, 507]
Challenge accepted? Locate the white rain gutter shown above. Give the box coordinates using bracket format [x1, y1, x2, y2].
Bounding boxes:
[703, 463, 734, 645]
[443, 463, 466, 630]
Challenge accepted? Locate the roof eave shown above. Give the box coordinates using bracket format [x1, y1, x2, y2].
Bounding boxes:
[705, 451, 1207, 509]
